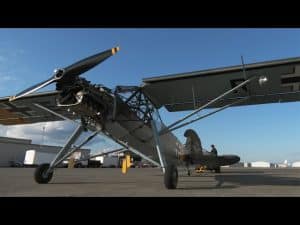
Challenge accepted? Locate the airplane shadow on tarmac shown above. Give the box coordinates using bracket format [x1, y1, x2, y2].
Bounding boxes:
[177, 185, 238, 190]
[178, 172, 300, 190]
[49, 181, 137, 185]
[214, 174, 300, 188]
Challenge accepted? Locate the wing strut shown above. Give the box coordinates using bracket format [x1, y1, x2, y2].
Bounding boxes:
[34, 103, 74, 122]
[159, 76, 257, 135]
[162, 97, 249, 134]
[102, 131, 162, 168]
[77, 147, 126, 163]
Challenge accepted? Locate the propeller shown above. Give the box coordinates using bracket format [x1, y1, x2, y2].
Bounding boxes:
[9, 46, 120, 102]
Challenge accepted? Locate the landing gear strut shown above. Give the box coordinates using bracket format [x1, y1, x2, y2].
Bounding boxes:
[33, 123, 101, 184]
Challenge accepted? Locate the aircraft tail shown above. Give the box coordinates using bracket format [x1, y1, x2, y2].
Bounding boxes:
[178, 129, 203, 174]
[184, 129, 203, 155]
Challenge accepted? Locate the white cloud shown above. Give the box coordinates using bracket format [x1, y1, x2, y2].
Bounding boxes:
[4, 121, 76, 146]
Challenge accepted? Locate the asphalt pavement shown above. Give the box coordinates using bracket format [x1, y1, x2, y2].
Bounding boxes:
[1, 167, 300, 196]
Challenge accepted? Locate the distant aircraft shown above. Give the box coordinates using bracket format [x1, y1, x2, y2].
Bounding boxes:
[277, 160, 290, 168]
[0, 46, 298, 189]
[179, 129, 240, 175]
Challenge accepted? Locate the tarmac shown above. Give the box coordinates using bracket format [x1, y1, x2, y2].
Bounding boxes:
[1, 167, 300, 196]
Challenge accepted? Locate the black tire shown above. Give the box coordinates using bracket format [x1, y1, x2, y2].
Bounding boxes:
[34, 163, 53, 184]
[215, 167, 221, 173]
[164, 164, 178, 189]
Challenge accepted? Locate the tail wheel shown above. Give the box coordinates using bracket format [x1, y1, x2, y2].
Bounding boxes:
[164, 164, 178, 189]
[34, 163, 53, 184]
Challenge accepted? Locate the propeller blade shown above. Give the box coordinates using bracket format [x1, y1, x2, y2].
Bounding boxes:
[9, 77, 56, 101]
[63, 46, 120, 79]
[9, 46, 120, 101]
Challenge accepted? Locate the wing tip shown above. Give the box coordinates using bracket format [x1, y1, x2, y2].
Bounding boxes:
[112, 46, 120, 55]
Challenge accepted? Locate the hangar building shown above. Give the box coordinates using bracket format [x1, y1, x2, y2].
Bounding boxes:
[250, 161, 271, 168]
[292, 162, 300, 168]
[0, 136, 90, 167]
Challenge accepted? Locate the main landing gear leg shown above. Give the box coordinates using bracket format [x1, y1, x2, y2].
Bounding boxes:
[34, 125, 84, 184]
[34, 125, 101, 184]
[151, 120, 178, 189]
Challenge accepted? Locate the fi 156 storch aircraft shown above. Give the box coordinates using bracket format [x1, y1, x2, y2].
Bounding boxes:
[0, 46, 298, 189]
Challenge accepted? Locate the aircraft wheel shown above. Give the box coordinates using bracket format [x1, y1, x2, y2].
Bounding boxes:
[215, 167, 221, 173]
[34, 163, 53, 184]
[164, 164, 178, 189]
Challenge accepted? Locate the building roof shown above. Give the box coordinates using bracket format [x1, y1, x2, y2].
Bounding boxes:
[0, 136, 90, 152]
[0, 136, 32, 144]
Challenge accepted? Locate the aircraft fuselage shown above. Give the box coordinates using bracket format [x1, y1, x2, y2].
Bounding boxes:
[58, 80, 183, 165]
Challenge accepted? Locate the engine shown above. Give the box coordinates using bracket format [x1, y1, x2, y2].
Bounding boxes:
[56, 77, 115, 129]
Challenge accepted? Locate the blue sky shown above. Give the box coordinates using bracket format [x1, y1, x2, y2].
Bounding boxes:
[1, 28, 300, 163]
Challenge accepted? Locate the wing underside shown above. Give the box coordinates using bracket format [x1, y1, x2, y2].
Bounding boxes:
[0, 91, 77, 125]
[142, 57, 300, 111]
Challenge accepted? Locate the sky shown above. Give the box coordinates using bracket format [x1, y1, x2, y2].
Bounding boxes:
[1, 28, 300, 163]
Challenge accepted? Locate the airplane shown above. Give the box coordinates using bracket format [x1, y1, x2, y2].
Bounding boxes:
[180, 129, 240, 175]
[0, 46, 299, 189]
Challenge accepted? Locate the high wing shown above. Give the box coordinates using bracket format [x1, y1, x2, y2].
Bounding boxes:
[142, 57, 300, 112]
[0, 91, 77, 125]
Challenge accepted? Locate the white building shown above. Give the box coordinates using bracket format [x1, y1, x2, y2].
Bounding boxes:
[0, 136, 90, 167]
[229, 162, 244, 168]
[250, 161, 270, 168]
[292, 161, 300, 168]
